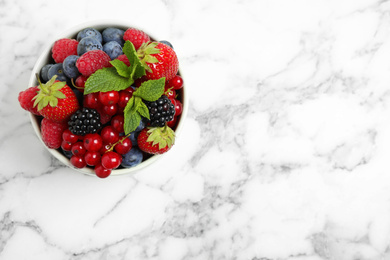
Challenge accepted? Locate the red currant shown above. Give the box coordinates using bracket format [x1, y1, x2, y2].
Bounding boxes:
[98, 91, 119, 105]
[102, 104, 118, 116]
[164, 86, 176, 99]
[99, 143, 111, 154]
[174, 99, 183, 116]
[167, 116, 177, 128]
[168, 75, 183, 90]
[95, 163, 112, 178]
[111, 115, 124, 133]
[123, 87, 135, 94]
[101, 151, 122, 170]
[118, 90, 132, 109]
[100, 126, 119, 144]
[83, 133, 103, 152]
[84, 93, 100, 109]
[114, 137, 132, 155]
[70, 155, 86, 168]
[75, 75, 88, 92]
[84, 151, 101, 166]
[62, 129, 79, 143]
[71, 142, 86, 156]
[61, 140, 73, 151]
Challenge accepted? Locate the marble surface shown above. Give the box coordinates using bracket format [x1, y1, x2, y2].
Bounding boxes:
[2, 0, 390, 259]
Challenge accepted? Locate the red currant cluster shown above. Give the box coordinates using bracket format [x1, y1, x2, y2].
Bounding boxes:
[61, 117, 131, 178]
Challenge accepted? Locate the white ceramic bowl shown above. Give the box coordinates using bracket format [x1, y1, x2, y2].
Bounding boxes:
[28, 20, 188, 176]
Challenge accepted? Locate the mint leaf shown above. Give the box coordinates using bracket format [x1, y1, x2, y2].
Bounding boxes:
[137, 100, 150, 119]
[110, 59, 131, 78]
[124, 110, 141, 134]
[84, 67, 133, 94]
[123, 41, 146, 80]
[133, 78, 165, 102]
[123, 97, 142, 134]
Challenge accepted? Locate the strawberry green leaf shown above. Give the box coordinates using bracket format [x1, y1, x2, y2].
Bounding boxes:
[110, 59, 131, 78]
[137, 42, 160, 73]
[144, 56, 159, 64]
[48, 96, 58, 107]
[84, 67, 133, 94]
[51, 81, 66, 91]
[33, 74, 67, 111]
[53, 91, 66, 99]
[146, 126, 175, 150]
[133, 78, 165, 102]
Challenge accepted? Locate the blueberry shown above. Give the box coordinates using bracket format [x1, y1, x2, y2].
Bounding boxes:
[129, 131, 140, 146]
[77, 36, 103, 56]
[159, 40, 173, 49]
[40, 64, 53, 82]
[102, 27, 125, 45]
[103, 41, 123, 60]
[63, 55, 80, 79]
[129, 119, 146, 146]
[121, 147, 143, 168]
[48, 63, 68, 82]
[136, 118, 146, 132]
[62, 149, 73, 159]
[72, 88, 84, 107]
[77, 28, 102, 43]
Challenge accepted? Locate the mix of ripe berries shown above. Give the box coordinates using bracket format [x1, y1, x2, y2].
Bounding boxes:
[18, 26, 184, 178]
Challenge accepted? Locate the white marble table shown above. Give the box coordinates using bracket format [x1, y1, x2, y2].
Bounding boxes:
[2, 0, 390, 259]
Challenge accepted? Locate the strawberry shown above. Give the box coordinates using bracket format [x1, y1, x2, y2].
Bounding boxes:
[137, 126, 175, 155]
[33, 75, 80, 123]
[18, 86, 41, 115]
[41, 118, 68, 149]
[137, 42, 179, 81]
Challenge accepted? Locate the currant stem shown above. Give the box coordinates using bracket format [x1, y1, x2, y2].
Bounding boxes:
[71, 78, 85, 91]
[106, 133, 132, 152]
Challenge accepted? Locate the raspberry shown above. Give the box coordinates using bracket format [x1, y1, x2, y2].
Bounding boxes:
[144, 95, 175, 127]
[41, 118, 68, 149]
[123, 28, 150, 50]
[18, 86, 40, 115]
[76, 50, 111, 76]
[52, 38, 79, 63]
[68, 108, 102, 136]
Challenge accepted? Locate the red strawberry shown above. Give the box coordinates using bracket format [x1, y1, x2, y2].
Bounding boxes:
[123, 28, 150, 50]
[137, 42, 179, 81]
[52, 38, 79, 63]
[137, 126, 175, 155]
[76, 50, 112, 77]
[18, 86, 41, 115]
[41, 118, 68, 149]
[33, 75, 80, 123]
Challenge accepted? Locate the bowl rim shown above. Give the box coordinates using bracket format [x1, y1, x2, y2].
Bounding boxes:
[28, 19, 188, 176]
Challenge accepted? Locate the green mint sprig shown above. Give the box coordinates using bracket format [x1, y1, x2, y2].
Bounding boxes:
[82, 40, 166, 135]
[83, 41, 146, 94]
[123, 77, 165, 134]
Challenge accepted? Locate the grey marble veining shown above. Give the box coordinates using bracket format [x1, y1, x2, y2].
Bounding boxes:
[2, 0, 390, 259]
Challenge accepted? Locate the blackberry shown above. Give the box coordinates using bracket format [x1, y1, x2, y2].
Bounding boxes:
[145, 95, 175, 127]
[68, 108, 102, 136]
